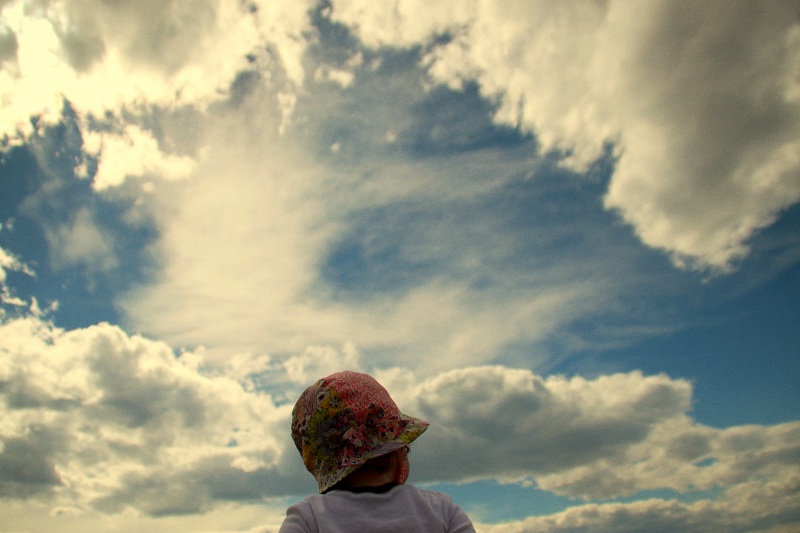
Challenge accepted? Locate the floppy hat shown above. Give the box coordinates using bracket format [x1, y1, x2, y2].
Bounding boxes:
[291, 370, 429, 493]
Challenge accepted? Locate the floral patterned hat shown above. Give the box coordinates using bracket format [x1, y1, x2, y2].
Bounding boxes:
[291, 370, 429, 493]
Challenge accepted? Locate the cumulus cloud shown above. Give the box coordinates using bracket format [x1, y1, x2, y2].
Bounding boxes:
[0, 0, 313, 135]
[85, 125, 197, 190]
[0, 0, 316, 224]
[394, 366, 800, 506]
[400, 366, 800, 532]
[0, 317, 300, 516]
[395, 367, 696, 485]
[387, 360, 800, 531]
[283, 341, 362, 385]
[478, 482, 800, 533]
[1, 324, 798, 531]
[330, 0, 800, 271]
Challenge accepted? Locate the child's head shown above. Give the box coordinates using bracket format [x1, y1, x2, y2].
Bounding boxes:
[290, 370, 428, 493]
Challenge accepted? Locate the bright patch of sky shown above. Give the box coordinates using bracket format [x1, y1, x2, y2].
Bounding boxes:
[1, 1, 799, 532]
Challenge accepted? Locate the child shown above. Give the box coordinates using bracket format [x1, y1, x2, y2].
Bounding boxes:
[280, 370, 475, 532]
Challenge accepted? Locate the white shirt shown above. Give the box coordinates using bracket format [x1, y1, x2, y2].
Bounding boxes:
[279, 483, 476, 533]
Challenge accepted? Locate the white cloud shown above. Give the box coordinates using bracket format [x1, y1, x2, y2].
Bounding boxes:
[477, 479, 800, 533]
[365, 365, 800, 517]
[314, 65, 355, 88]
[1, 328, 797, 531]
[0, 318, 800, 533]
[43, 207, 117, 273]
[117, 111, 347, 358]
[0, 499, 288, 533]
[4, 0, 661, 368]
[330, 0, 800, 271]
[601, 2, 800, 271]
[0, 0, 316, 199]
[121, 151, 604, 368]
[115, 82, 612, 367]
[86, 125, 197, 190]
[409, 366, 800, 532]
[0, 241, 34, 308]
[283, 341, 362, 385]
[0, 317, 297, 516]
[401, 367, 695, 484]
[0, 0, 313, 131]
[330, 0, 467, 48]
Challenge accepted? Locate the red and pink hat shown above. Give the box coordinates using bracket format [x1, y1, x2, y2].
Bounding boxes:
[291, 370, 429, 492]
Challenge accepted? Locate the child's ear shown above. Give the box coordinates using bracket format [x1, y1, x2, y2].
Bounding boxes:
[394, 452, 409, 484]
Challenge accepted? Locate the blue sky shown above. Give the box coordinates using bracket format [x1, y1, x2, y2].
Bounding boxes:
[1, 1, 799, 531]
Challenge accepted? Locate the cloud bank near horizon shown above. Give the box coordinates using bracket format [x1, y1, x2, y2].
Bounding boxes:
[1, 316, 798, 532]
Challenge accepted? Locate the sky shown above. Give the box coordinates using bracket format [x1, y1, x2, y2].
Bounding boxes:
[0, 0, 799, 531]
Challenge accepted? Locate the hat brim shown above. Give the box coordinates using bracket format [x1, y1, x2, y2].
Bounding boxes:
[316, 414, 429, 493]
